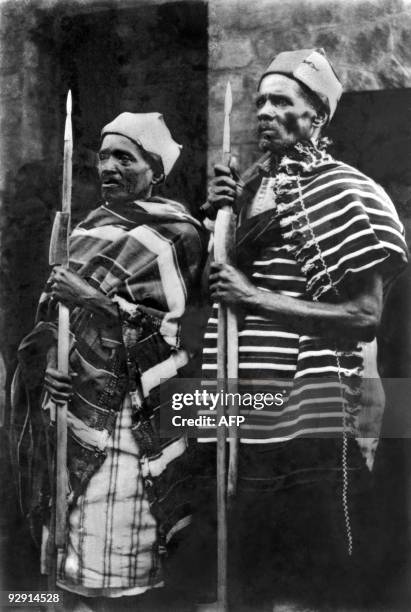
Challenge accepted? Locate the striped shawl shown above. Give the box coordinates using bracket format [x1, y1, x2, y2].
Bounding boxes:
[202, 141, 408, 443]
[12, 196, 206, 554]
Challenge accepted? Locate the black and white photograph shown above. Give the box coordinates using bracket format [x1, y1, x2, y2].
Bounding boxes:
[1, 1, 411, 611]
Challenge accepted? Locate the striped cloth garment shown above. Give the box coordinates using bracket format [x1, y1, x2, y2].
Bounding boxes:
[13, 196, 205, 571]
[201, 141, 408, 444]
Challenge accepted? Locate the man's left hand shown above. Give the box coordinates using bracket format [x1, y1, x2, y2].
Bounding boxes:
[50, 266, 97, 308]
[209, 262, 257, 306]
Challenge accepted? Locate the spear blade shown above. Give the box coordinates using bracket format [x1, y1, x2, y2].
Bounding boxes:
[62, 89, 73, 216]
[222, 81, 232, 164]
[224, 80, 232, 115]
[50, 91, 72, 267]
[66, 89, 72, 115]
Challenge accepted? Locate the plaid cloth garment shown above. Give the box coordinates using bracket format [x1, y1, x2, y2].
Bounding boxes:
[57, 394, 162, 595]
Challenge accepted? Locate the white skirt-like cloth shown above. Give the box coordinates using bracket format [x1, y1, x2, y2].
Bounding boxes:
[56, 394, 162, 597]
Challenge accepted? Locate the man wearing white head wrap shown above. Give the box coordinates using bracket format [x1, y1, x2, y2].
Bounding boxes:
[195, 49, 408, 609]
[13, 113, 205, 611]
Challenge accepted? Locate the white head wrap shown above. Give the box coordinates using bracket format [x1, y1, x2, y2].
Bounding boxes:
[101, 112, 182, 176]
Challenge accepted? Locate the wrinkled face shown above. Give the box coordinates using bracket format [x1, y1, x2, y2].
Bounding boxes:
[98, 134, 154, 203]
[256, 73, 318, 153]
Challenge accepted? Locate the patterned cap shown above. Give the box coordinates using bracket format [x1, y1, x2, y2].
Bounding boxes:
[101, 112, 182, 176]
[259, 48, 343, 119]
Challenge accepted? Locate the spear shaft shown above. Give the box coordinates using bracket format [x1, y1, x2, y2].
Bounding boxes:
[214, 81, 239, 612]
[48, 93, 72, 586]
[55, 91, 72, 548]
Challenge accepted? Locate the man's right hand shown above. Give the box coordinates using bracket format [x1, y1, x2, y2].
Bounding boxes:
[208, 162, 238, 207]
[202, 157, 242, 220]
[44, 367, 74, 404]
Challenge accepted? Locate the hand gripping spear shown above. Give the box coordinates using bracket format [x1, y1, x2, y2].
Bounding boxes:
[48, 90, 72, 586]
[214, 81, 239, 612]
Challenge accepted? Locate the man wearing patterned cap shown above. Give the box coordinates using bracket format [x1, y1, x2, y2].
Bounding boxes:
[12, 113, 205, 611]
[197, 49, 408, 609]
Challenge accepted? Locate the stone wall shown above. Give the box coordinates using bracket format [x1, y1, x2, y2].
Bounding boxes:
[0, 1, 62, 191]
[208, 0, 411, 171]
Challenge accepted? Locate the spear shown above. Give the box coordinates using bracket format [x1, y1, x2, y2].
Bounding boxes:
[48, 90, 72, 581]
[213, 81, 239, 612]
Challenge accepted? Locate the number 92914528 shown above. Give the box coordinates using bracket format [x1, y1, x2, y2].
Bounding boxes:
[1, 592, 63, 607]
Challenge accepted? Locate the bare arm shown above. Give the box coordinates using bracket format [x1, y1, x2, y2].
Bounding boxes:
[210, 263, 383, 342]
[50, 266, 118, 318]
